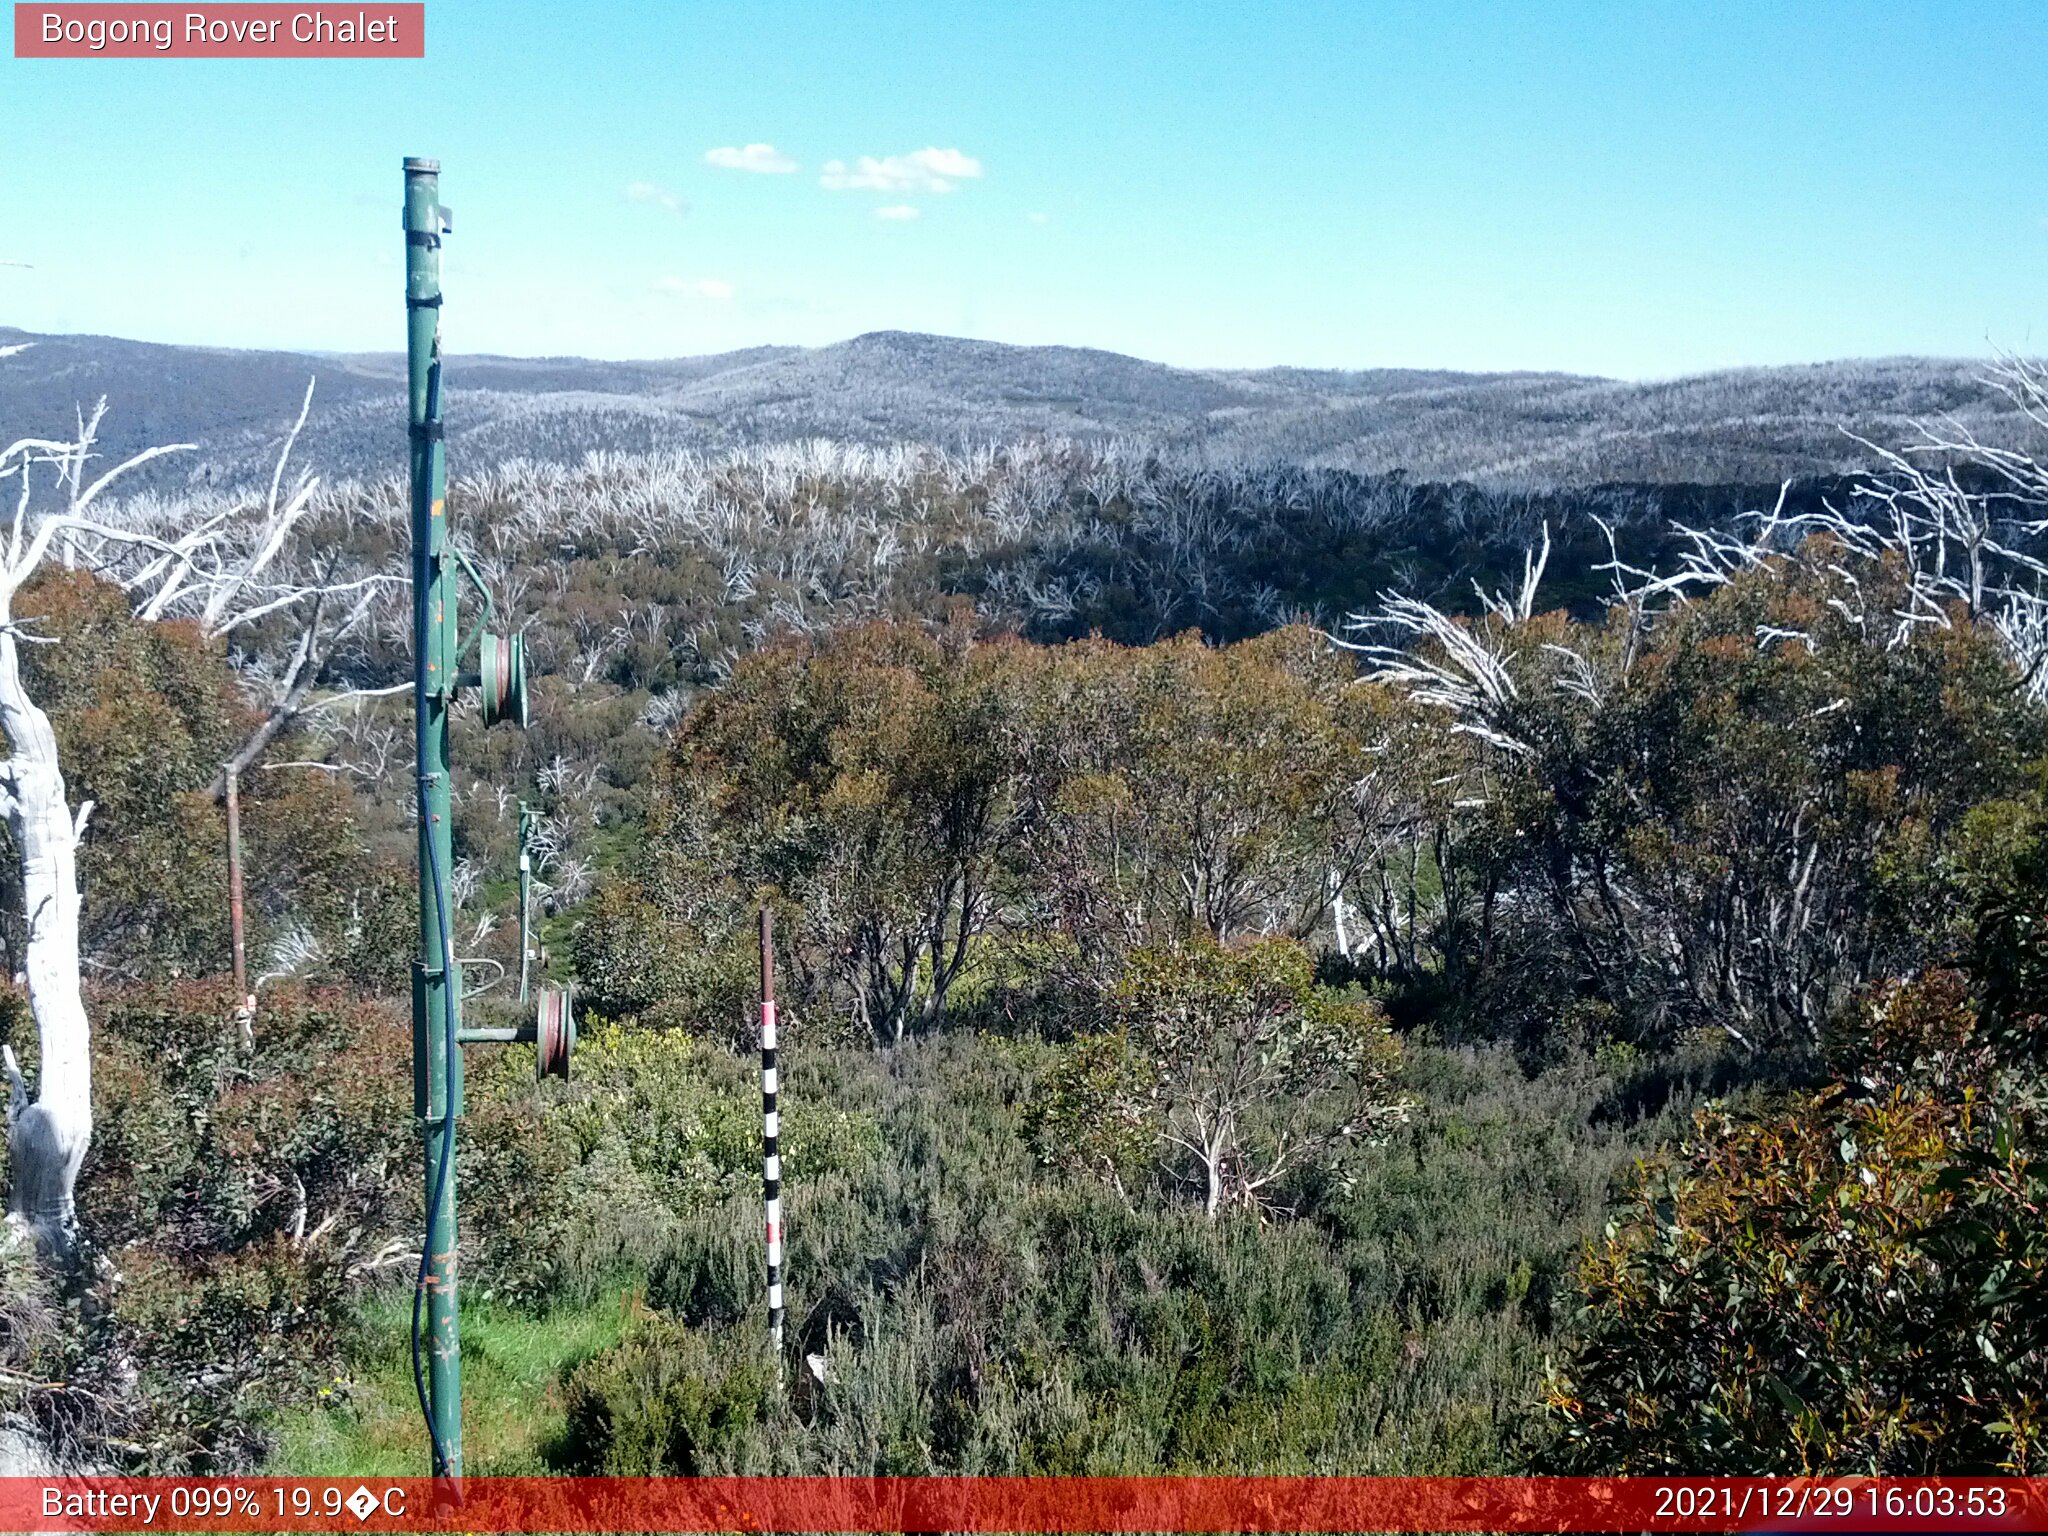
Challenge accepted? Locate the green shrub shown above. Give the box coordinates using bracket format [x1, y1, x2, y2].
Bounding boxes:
[41, 984, 414, 1470]
[1546, 968, 2048, 1474]
[1028, 938, 1407, 1216]
[115, 1239, 358, 1469]
[558, 1311, 775, 1473]
[462, 1023, 880, 1308]
[485, 1024, 1684, 1475]
[570, 881, 699, 1022]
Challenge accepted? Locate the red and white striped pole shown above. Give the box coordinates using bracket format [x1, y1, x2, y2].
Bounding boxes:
[759, 907, 784, 1365]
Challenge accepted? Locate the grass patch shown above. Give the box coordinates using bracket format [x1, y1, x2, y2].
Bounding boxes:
[265, 1287, 639, 1475]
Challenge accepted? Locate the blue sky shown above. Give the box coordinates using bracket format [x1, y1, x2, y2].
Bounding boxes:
[1, 0, 2043, 375]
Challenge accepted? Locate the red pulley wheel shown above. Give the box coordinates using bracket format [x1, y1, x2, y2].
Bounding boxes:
[478, 631, 529, 730]
[535, 987, 574, 1081]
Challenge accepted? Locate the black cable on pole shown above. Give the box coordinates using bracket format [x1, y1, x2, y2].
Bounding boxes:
[408, 353, 458, 1481]
[410, 837, 459, 1478]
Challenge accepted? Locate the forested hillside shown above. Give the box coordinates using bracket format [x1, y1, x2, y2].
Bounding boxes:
[0, 344, 2041, 1478]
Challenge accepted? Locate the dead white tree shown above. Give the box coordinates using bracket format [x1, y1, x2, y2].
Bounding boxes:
[1339, 377, 2048, 1053]
[0, 411, 193, 1261]
[175, 380, 407, 799]
[0, 394, 391, 1263]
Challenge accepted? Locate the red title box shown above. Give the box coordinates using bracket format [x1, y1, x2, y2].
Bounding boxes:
[13, 3, 424, 56]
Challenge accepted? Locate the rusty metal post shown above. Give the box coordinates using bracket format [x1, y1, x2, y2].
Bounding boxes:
[224, 764, 252, 1029]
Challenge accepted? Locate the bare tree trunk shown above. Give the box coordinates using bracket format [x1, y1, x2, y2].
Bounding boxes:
[0, 624, 91, 1265]
[225, 765, 254, 1045]
[202, 592, 327, 804]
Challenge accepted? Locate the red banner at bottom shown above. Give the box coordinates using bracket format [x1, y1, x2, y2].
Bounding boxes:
[5, 1476, 2047, 1532]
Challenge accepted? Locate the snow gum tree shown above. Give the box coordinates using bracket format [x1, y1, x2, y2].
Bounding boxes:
[0, 383, 387, 1264]
[1026, 936, 1409, 1217]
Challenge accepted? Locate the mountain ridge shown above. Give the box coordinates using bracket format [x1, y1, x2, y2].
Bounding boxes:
[0, 325, 2032, 491]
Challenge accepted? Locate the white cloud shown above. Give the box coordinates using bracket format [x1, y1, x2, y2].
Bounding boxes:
[874, 204, 921, 221]
[704, 143, 799, 174]
[654, 276, 735, 301]
[626, 180, 686, 215]
[820, 147, 983, 195]
[1026, 211, 1049, 225]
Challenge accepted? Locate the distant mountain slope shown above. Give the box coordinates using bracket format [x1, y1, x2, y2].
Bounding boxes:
[0, 326, 2035, 490]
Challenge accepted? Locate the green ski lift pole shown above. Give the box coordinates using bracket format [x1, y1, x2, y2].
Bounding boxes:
[404, 155, 464, 1480]
[405, 158, 574, 1481]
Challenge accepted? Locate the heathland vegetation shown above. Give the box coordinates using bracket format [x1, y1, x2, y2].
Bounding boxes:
[0, 341, 2042, 1475]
